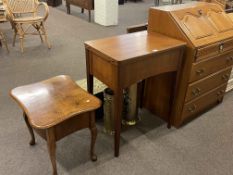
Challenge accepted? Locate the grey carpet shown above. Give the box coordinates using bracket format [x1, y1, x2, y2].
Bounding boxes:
[0, 1, 233, 175]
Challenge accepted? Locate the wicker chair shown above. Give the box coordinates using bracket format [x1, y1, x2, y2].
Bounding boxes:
[3, 0, 51, 52]
[0, 29, 9, 52]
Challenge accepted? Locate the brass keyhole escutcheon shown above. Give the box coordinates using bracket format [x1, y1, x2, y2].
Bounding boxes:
[198, 9, 203, 15]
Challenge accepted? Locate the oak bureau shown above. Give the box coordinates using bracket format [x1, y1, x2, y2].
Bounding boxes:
[143, 2, 233, 127]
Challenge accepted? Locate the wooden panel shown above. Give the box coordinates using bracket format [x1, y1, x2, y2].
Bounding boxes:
[181, 84, 227, 121]
[227, 12, 233, 23]
[182, 15, 214, 39]
[190, 51, 233, 82]
[185, 67, 232, 102]
[143, 73, 175, 121]
[90, 53, 117, 89]
[169, 3, 233, 47]
[207, 11, 233, 32]
[203, 0, 227, 9]
[121, 49, 181, 88]
[147, 8, 193, 47]
[55, 113, 90, 141]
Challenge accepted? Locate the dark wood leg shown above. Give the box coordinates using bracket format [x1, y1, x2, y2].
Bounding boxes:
[155, 0, 159, 6]
[167, 120, 171, 129]
[167, 73, 177, 129]
[81, 8, 84, 13]
[88, 10, 91, 22]
[85, 49, 93, 94]
[23, 113, 36, 146]
[89, 112, 97, 161]
[66, 2, 71, 14]
[114, 87, 123, 157]
[167, 49, 184, 129]
[138, 80, 145, 108]
[87, 74, 93, 93]
[46, 128, 57, 175]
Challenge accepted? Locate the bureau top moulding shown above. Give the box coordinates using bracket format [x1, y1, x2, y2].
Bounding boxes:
[148, 2, 233, 49]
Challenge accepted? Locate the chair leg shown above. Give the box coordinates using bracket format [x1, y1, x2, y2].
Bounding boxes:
[12, 31, 16, 47]
[0, 32, 9, 53]
[4, 39, 9, 53]
[89, 112, 97, 161]
[88, 10, 91, 22]
[33, 24, 43, 43]
[16, 23, 25, 53]
[41, 22, 51, 49]
[46, 128, 57, 175]
[23, 113, 36, 146]
[19, 36, 24, 53]
[81, 8, 84, 13]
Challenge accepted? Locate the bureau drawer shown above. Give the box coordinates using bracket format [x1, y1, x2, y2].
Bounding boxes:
[182, 84, 227, 121]
[190, 51, 233, 82]
[185, 67, 232, 102]
[196, 38, 233, 61]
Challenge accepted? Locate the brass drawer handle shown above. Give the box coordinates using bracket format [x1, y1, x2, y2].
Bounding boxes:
[226, 56, 233, 63]
[219, 43, 224, 52]
[192, 87, 201, 96]
[188, 105, 197, 113]
[222, 74, 229, 81]
[196, 68, 205, 76]
[217, 90, 225, 96]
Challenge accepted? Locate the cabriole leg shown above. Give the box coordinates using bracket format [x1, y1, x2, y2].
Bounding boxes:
[23, 112, 36, 146]
[89, 112, 97, 161]
[46, 128, 57, 175]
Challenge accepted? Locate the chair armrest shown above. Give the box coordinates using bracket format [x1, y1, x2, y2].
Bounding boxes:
[36, 2, 49, 21]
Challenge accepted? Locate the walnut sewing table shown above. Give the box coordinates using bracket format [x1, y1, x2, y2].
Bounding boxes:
[85, 31, 186, 157]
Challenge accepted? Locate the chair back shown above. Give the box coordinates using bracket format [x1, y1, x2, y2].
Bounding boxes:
[3, 0, 38, 16]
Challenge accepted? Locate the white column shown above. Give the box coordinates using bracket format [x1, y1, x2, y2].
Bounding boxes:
[94, 0, 118, 26]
